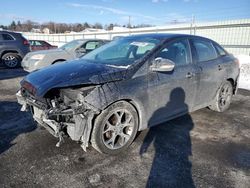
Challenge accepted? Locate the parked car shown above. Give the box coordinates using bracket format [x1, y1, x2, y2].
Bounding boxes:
[0, 30, 30, 68]
[29, 40, 57, 51]
[21, 39, 109, 72]
[16, 34, 239, 154]
[112, 36, 124, 40]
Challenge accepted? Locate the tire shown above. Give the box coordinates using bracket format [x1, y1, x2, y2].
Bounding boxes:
[209, 81, 233, 112]
[2, 53, 21, 68]
[91, 101, 139, 154]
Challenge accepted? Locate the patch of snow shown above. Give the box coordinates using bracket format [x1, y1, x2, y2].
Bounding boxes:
[236, 55, 250, 91]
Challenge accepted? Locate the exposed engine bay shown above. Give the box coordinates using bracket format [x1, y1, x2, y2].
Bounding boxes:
[16, 85, 100, 151]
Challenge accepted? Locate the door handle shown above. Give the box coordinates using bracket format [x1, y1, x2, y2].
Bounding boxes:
[218, 64, 222, 71]
[186, 72, 193, 78]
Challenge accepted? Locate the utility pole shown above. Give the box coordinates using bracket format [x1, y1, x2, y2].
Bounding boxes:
[128, 16, 131, 28]
[54, 23, 57, 34]
[128, 16, 131, 35]
[191, 14, 196, 35]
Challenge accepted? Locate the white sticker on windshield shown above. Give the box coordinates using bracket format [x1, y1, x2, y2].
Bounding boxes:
[130, 42, 150, 47]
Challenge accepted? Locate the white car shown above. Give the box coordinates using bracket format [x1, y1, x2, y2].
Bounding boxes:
[21, 39, 109, 72]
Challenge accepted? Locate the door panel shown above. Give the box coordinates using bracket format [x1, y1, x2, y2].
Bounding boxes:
[191, 39, 225, 107]
[194, 59, 225, 106]
[148, 65, 198, 125]
[0, 35, 4, 53]
[147, 39, 199, 126]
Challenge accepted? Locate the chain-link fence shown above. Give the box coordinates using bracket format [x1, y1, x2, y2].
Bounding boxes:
[23, 19, 250, 56]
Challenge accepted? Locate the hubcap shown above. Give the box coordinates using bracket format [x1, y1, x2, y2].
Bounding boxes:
[219, 83, 232, 108]
[4, 55, 18, 67]
[102, 109, 134, 150]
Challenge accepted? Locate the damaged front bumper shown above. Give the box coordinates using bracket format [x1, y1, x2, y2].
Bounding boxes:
[16, 90, 99, 151]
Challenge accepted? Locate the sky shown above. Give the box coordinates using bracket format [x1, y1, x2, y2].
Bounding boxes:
[0, 0, 250, 26]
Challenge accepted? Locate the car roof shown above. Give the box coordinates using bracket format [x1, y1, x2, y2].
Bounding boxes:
[73, 39, 109, 42]
[0, 30, 21, 35]
[125, 33, 212, 41]
[30, 40, 44, 41]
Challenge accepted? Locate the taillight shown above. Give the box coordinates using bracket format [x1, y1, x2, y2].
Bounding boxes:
[23, 40, 30, 45]
[235, 58, 240, 68]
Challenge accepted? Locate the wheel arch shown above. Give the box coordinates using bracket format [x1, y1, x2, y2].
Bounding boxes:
[52, 59, 66, 64]
[1, 50, 21, 59]
[95, 98, 145, 131]
[90, 98, 142, 154]
[227, 78, 237, 94]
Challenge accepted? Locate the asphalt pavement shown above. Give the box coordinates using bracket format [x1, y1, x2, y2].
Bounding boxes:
[0, 68, 249, 188]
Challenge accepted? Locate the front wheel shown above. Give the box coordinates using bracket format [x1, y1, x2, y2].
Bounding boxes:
[91, 101, 139, 154]
[209, 81, 233, 112]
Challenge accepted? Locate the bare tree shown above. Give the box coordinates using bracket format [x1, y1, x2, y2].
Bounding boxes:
[3, 19, 154, 33]
[9, 21, 17, 31]
[93, 23, 103, 29]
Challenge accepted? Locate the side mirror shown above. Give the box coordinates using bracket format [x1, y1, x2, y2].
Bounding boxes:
[150, 57, 175, 72]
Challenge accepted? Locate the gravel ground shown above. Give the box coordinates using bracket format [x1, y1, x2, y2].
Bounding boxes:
[0, 68, 249, 188]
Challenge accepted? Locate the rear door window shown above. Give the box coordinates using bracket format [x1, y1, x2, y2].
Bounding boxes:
[85, 41, 102, 51]
[34, 41, 43, 46]
[192, 39, 217, 62]
[29, 41, 34, 45]
[2, 34, 15, 41]
[213, 43, 227, 56]
[40, 41, 50, 46]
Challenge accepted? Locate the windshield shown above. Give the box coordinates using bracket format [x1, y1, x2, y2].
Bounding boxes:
[60, 40, 83, 51]
[82, 37, 162, 66]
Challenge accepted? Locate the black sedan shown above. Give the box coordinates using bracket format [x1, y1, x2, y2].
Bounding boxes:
[16, 34, 239, 154]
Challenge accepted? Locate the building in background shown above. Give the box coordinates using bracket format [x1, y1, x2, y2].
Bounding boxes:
[31, 28, 41, 33]
[42, 28, 50, 34]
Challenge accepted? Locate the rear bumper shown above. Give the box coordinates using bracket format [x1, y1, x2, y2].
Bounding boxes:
[18, 47, 31, 59]
[234, 70, 240, 95]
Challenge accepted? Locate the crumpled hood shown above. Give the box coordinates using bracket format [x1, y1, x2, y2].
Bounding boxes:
[21, 59, 128, 97]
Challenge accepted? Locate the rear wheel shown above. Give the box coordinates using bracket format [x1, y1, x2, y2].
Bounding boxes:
[2, 53, 21, 68]
[209, 81, 233, 112]
[91, 101, 139, 154]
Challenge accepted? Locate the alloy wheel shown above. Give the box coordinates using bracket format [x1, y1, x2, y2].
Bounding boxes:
[4, 55, 18, 67]
[219, 83, 232, 109]
[102, 109, 134, 150]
